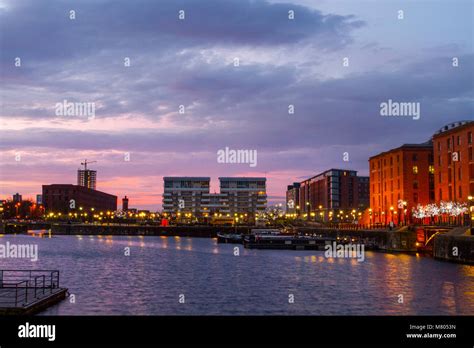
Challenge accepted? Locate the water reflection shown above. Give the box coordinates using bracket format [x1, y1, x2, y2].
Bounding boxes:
[1, 234, 472, 315]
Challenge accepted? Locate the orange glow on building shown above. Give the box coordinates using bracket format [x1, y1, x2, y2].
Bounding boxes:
[432, 121, 474, 203]
[369, 142, 434, 225]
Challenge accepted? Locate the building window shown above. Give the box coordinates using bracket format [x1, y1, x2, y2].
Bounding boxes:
[459, 186, 462, 198]
[447, 138, 451, 150]
[412, 154, 418, 161]
[412, 166, 418, 174]
[429, 165, 434, 174]
[439, 172, 442, 183]
[457, 136, 461, 146]
[413, 193, 418, 204]
[438, 155, 441, 166]
[439, 188, 442, 200]
[437, 142, 441, 151]
[413, 181, 418, 189]
[469, 147, 473, 161]
[469, 131, 472, 144]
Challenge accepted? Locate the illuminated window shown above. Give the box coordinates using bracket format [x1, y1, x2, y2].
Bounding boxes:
[412, 166, 418, 174]
[429, 165, 435, 174]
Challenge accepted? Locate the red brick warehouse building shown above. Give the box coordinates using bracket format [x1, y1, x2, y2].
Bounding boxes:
[432, 121, 474, 203]
[369, 142, 434, 225]
[42, 184, 117, 214]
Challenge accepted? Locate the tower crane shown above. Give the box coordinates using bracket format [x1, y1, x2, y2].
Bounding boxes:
[80, 159, 97, 170]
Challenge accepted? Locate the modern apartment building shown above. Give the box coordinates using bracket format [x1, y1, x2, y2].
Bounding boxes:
[162, 177, 210, 217]
[369, 142, 434, 225]
[297, 169, 369, 220]
[218, 177, 267, 217]
[201, 193, 228, 216]
[432, 121, 474, 203]
[162, 177, 267, 219]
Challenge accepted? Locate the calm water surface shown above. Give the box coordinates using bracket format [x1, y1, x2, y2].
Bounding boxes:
[1, 234, 473, 315]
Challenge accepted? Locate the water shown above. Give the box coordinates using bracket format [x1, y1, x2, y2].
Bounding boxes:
[1, 233, 473, 315]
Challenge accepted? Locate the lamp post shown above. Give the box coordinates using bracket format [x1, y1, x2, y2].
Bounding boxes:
[468, 196, 473, 231]
[403, 201, 408, 226]
[389, 206, 394, 221]
[306, 201, 311, 221]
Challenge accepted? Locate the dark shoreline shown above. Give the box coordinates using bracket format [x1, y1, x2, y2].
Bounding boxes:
[2, 222, 473, 264]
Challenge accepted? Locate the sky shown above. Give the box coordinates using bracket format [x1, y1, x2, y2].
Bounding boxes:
[0, 0, 473, 210]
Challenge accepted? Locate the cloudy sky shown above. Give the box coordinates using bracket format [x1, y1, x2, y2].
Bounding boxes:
[0, 0, 473, 210]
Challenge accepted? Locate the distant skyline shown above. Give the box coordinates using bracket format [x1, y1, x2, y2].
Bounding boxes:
[1, 0, 473, 209]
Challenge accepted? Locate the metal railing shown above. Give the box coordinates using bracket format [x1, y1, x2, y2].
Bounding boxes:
[0, 270, 60, 307]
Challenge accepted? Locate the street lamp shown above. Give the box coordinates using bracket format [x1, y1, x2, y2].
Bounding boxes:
[468, 196, 473, 231]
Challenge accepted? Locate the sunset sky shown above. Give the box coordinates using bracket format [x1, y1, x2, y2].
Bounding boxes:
[1, 0, 473, 210]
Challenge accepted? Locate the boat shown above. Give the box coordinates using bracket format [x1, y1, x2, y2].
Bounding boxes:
[250, 228, 284, 236]
[216, 233, 243, 244]
[243, 233, 333, 250]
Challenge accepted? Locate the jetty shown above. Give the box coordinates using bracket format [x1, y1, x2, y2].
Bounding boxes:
[0, 270, 67, 315]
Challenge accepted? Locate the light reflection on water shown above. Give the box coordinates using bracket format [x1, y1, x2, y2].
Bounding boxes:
[1, 233, 473, 315]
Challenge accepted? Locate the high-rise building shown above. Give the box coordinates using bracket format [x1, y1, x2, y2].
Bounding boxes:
[298, 169, 369, 221]
[162, 177, 210, 217]
[13, 193, 22, 203]
[122, 196, 129, 211]
[286, 183, 300, 214]
[369, 142, 434, 225]
[219, 177, 267, 217]
[77, 169, 97, 190]
[162, 177, 267, 219]
[432, 121, 474, 203]
[42, 184, 117, 213]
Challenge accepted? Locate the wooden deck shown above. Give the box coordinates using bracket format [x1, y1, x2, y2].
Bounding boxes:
[0, 270, 67, 315]
[0, 287, 68, 315]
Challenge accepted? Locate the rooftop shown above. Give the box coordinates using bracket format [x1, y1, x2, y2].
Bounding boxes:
[369, 141, 433, 160]
[433, 120, 473, 138]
